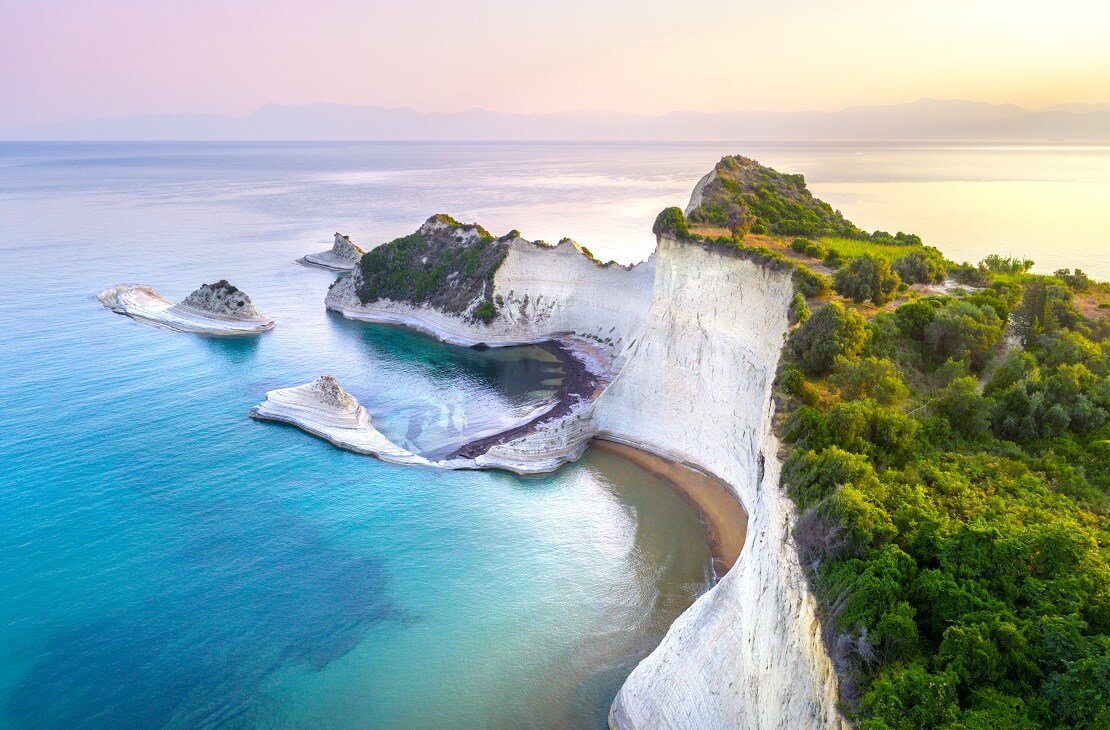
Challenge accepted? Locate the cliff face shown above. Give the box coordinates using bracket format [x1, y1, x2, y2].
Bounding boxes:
[599, 236, 845, 730]
[326, 227, 845, 727]
[328, 236, 655, 361]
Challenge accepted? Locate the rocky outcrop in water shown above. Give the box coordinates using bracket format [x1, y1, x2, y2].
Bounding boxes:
[250, 375, 429, 465]
[178, 280, 263, 318]
[299, 233, 366, 271]
[97, 281, 274, 336]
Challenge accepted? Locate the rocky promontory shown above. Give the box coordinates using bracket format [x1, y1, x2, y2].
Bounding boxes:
[97, 280, 275, 335]
[298, 232, 366, 271]
[249, 375, 429, 465]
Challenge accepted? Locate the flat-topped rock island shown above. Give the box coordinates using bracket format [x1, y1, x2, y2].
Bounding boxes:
[97, 279, 275, 335]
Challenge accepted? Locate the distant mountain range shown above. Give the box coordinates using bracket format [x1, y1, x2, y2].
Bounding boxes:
[5, 99, 1110, 141]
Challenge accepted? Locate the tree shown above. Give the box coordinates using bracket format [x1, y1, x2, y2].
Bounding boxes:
[931, 376, 991, 439]
[834, 254, 903, 306]
[831, 356, 910, 406]
[893, 249, 947, 285]
[726, 203, 755, 239]
[924, 300, 1004, 371]
[894, 300, 939, 341]
[789, 301, 871, 376]
[1054, 268, 1091, 292]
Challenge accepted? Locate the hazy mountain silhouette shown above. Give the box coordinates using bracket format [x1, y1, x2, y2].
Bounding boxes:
[5, 99, 1108, 141]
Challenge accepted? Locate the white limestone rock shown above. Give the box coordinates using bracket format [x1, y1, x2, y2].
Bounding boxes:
[97, 281, 274, 336]
[327, 231, 845, 728]
[249, 376, 429, 465]
[321, 217, 847, 728]
[299, 233, 366, 271]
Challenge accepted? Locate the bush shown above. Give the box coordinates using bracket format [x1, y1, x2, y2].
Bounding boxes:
[924, 300, 1004, 371]
[789, 301, 870, 376]
[794, 267, 832, 298]
[652, 207, 694, 240]
[982, 254, 1034, 274]
[1054, 268, 1091, 292]
[892, 249, 947, 285]
[824, 248, 844, 268]
[951, 262, 993, 287]
[778, 365, 806, 396]
[834, 254, 904, 306]
[472, 298, 498, 323]
[791, 292, 811, 324]
[831, 356, 910, 406]
[894, 300, 939, 341]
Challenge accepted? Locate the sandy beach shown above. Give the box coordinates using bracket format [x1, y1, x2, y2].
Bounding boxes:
[592, 439, 748, 578]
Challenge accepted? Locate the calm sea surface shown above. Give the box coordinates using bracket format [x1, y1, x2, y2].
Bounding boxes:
[0, 142, 1106, 728]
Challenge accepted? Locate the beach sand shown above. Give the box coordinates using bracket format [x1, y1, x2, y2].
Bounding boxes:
[592, 439, 748, 578]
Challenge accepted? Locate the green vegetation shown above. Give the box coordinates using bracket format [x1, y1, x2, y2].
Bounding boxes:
[820, 236, 924, 265]
[834, 254, 904, 306]
[688, 156, 864, 238]
[653, 206, 694, 240]
[893, 248, 948, 285]
[777, 272, 1110, 729]
[352, 215, 509, 323]
[789, 301, 870, 376]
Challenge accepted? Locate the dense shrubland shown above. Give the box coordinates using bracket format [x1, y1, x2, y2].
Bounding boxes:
[351, 215, 509, 322]
[778, 274, 1110, 729]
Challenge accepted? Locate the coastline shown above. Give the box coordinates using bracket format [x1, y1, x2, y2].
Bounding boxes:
[591, 439, 747, 578]
[449, 339, 602, 460]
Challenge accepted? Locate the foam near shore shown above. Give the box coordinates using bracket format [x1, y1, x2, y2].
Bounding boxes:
[97, 283, 275, 336]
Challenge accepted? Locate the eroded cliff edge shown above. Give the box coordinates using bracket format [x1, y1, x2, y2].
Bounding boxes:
[600, 238, 845, 730]
[324, 220, 846, 727]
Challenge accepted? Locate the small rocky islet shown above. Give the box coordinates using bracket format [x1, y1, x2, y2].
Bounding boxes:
[97, 279, 274, 335]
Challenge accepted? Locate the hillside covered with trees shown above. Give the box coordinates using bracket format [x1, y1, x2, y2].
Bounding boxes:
[661, 156, 1110, 728]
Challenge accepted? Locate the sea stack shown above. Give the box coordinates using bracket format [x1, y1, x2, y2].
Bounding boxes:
[298, 233, 366, 271]
[97, 280, 275, 335]
[249, 375, 429, 465]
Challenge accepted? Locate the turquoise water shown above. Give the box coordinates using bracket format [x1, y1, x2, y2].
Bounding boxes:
[1, 141, 1105, 728]
[0, 143, 719, 728]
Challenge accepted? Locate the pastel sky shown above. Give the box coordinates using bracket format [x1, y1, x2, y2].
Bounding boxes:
[2, 0, 1109, 126]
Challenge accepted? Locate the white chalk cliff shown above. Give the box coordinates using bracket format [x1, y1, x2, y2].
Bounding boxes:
[322, 226, 846, 728]
[97, 281, 275, 336]
[299, 232, 366, 271]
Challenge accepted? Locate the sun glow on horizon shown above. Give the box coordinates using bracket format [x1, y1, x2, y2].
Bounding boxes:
[1, 0, 1108, 127]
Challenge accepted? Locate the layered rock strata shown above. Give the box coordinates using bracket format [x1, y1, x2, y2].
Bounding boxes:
[249, 376, 429, 465]
[97, 281, 274, 335]
[299, 233, 366, 271]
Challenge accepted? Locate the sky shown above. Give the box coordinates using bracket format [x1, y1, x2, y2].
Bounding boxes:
[2, 0, 1109, 128]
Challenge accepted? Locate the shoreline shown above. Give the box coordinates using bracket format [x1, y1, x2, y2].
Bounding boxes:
[591, 439, 747, 579]
[448, 338, 602, 460]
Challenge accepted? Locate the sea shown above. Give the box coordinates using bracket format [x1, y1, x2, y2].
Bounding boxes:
[0, 141, 1106, 729]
